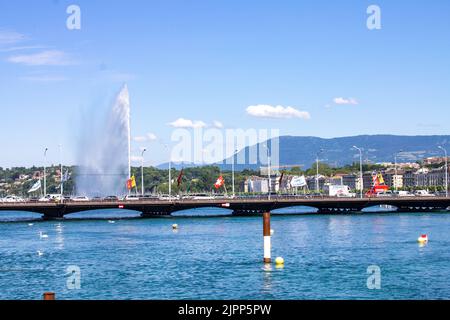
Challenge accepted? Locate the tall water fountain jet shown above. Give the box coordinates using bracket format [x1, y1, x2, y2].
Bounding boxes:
[76, 85, 131, 197]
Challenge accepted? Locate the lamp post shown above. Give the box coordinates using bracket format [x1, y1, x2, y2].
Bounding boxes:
[438, 146, 448, 197]
[43, 147, 48, 198]
[161, 143, 172, 200]
[59, 144, 63, 203]
[141, 148, 146, 196]
[353, 146, 363, 198]
[231, 149, 237, 198]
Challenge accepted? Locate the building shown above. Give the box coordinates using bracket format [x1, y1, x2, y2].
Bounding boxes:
[403, 170, 416, 188]
[415, 168, 430, 187]
[427, 167, 447, 188]
[306, 175, 326, 192]
[329, 174, 345, 186]
[383, 169, 404, 189]
[423, 157, 448, 165]
[244, 176, 269, 193]
[342, 174, 358, 190]
[363, 172, 375, 190]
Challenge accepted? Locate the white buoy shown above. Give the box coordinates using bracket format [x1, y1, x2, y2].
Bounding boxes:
[28, 223, 34, 227]
[418, 234, 428, 243]
[270, 229, 275, 236]
[172, 224, 179, 230]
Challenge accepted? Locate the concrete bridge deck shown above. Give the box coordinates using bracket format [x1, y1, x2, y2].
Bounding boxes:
[1, 196, 449, 219]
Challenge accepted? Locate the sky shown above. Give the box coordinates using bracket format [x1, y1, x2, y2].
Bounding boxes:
[0, 0, 449, 168]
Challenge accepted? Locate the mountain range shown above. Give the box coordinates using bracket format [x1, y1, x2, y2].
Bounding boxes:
[157, 135, 450, 171]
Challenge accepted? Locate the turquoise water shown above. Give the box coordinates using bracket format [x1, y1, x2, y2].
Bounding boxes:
[0, 210, 449, 300]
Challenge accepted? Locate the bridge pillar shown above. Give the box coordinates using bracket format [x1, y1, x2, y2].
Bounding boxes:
[263, 211, 271, 263]
[41, 206, 66, 220]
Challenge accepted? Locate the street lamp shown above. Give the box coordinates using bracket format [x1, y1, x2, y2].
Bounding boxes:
[161, 143, 172, 200]
[438, 146, 448, 197]
[59, 144, 63, 203]
[231, 149, 238, 198]
[353, 146, 363, 198]
[43, 147, 48, 198]
[141, 148, 147, 196]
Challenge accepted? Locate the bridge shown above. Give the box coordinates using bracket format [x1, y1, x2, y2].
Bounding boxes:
[1, 196, 450, 219]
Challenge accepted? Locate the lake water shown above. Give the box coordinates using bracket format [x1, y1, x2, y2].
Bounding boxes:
[0, 209, 449, 300]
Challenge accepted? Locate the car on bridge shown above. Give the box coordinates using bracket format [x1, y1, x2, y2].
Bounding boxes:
[393, 191, 415, 197]
[124, 195, 140, 201]
[72, 196, 90, 202]
[1, 195, 25, 203]
[415, 190, 436, 197]
[104, 196, 119, 201]
[139, 195, 159, 201]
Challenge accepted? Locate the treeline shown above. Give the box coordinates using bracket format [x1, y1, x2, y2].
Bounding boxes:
[1, 162, 392, 197]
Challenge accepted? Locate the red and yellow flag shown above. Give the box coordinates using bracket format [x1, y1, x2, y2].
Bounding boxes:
[126, 175, 137, 190]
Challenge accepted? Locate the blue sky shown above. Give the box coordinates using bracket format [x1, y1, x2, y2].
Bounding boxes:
[1, 0, 449, 167]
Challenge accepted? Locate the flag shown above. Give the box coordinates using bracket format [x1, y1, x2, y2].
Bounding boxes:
[290, 175, 307, 187]
[279, 172, 284, 186]
[28, 180, 41, 193]
[372, 172, 379, 185]
[214, 176, 225, 189]
[377, 173, 385, 185]
[126, 176, 137, 190]
[177, 169, 184, 187]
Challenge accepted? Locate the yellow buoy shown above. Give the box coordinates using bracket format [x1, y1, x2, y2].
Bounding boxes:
[275, 257, 284, 265]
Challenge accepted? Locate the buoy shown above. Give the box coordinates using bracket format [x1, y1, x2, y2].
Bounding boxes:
[108, 220, 116, 224]
[28, 223, 34, 227]
[418, 234, 428, 243]
[275, 257, 285, 265]
[172, 224, 179, 230]
[270, 229, 275, 236]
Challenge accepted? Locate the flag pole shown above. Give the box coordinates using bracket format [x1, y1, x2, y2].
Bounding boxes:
[59, 144, 63, 203]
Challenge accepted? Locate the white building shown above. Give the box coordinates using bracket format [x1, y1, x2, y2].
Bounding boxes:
[245, 176, 269, 193]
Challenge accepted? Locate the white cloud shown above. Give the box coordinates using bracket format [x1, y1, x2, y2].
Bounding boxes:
[246, 105, 311, 119]
[0, 45, 47, 53]
[7, 50, 74, 66]
[99, 70, 136, 82]
[0, 30, 26, 45]
[20, 74, 68, 82]
[130, 156, 144, 163]
[133, 133, 157, 142]
[169, 118, 207, 129]
[213, 120, 224, 129]
[333, 97, 358, 105]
